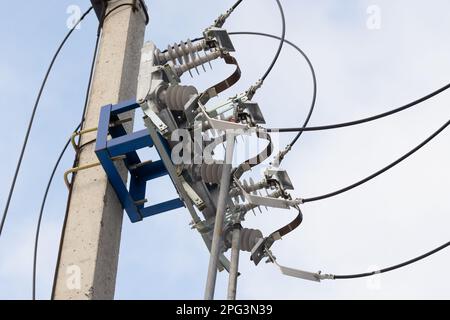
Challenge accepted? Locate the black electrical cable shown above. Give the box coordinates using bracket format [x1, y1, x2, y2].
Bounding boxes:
[332, 240, 450, 280]
[78, 138, 97, 150]
[218, 30, 450, 284]
[103, 3, 133, 21]
[50, 0, 147, 299]
[302, 119, 450, 203]
[0, 7, 94, 239]
[32, 133, 74, 300]
[261, 0, 286, 83]
[33, 0, 109, 299]
[228, 32, 317, 152]
[31, 0, 147, 301]
[32, 31, 101, 300]
[266, 82, 450, 133]
[231, 0, 244, 11]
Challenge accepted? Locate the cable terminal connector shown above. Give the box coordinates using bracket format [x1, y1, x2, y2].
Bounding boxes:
[213, 9, 233, 28]
[212, 0, 243, 28]
[267, 249, 334, 282]
[246, 79, 263, 101]
[316, 272, 335, 281]
[271, 144, 292, 167]
[189, 219, 211, 234]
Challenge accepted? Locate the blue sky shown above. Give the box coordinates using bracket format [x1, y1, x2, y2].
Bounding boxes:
[1, 0, 450, 300]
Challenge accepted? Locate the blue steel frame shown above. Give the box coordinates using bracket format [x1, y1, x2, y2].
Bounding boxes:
[95, 99, 184, 223]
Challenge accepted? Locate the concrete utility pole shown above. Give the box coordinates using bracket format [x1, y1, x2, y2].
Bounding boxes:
[53, 0, 147, 300]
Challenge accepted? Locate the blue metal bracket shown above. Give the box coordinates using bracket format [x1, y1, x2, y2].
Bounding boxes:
[95, 99, 184, 223]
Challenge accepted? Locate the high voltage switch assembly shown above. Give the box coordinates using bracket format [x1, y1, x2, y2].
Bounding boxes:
[80, 5, 305, 298]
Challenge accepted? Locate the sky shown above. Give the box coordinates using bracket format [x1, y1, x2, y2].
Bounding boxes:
[0, 0, 450, 300]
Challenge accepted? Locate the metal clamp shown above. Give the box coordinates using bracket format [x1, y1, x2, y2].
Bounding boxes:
[233, 177, 300, 210]
[64, 155, 126, 188]
[71, 118, 133, 150]
[180, 178, 206, 210]
[265, 249, 326, 283]
[141, 100, 169, 135]
[71, 127, 98, 151]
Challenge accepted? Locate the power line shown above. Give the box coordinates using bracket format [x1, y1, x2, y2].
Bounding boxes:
[32, 29, 101, 300]
[231, 0, 244, 11]
[33, 0, 126, 300]
[330, 240, 450, 280]
[301, 119, 450, 203]
[32, 3, 102, 299]
[261, 0, 286, 83]
[34, 1, 127, 299]
[32, 132, 98, 300]
[0, 7, 94, 239]
[228, 32, 318, 158]
[32, 134, 73, 300]
[7, 0, 148, 301]
[272, 209, 450, 281]
[34, 0, 146, 299]
[51, 0, 149, 299]
[266, 82, 450, 133]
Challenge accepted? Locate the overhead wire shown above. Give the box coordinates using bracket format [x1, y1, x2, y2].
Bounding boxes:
[330, 240, 450, 280]
[32, 28, 100, 299]
[260, 0, 286, 83]
[227, 32, 317, 161]
[301, 119, 450, 203]
[266, 82, 450, 133]
[0, 6, 94, 239]
[32, 131, 75, 300]
[231, 0, 244, 11]
[50, 0, 150, 299]
[32, 0, 124, 299]
[272, 209, 450, 281]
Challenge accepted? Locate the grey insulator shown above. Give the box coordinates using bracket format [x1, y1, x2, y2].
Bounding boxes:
[200, 163, 223, 184]
[161, 85, 198, 111]
[174, 50, 221, 77]
[185, 163, 224, 184]
[157, 39, 207, 65]
[239, 228, 263, 252]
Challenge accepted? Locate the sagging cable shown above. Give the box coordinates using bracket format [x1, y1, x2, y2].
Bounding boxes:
[266, 239, 450, 282]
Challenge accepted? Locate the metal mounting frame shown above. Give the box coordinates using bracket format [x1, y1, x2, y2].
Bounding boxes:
[95, 99, 184, 223]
